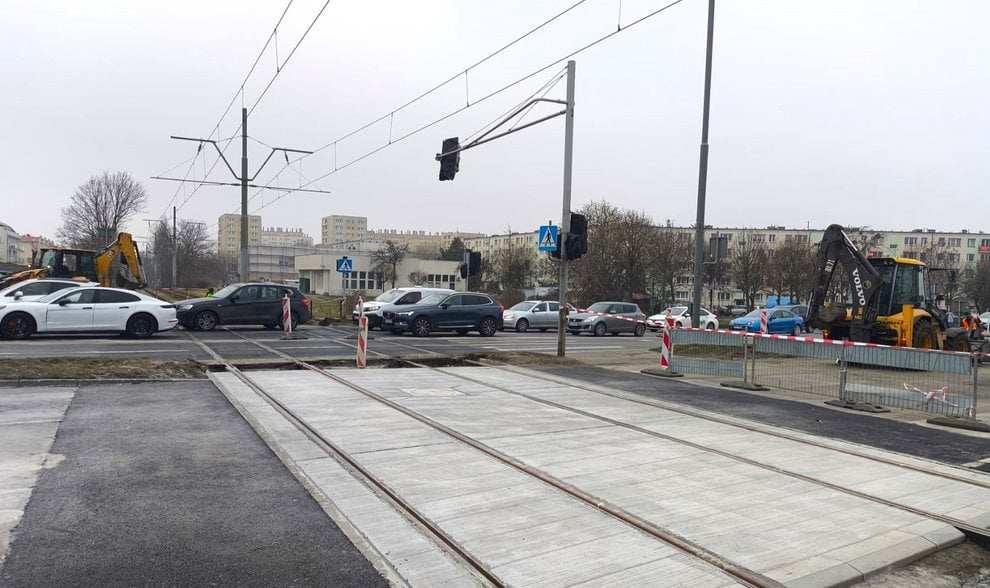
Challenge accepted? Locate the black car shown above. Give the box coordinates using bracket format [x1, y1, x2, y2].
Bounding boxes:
[383, 292, 503, 337]
[176, 283, 311, 331]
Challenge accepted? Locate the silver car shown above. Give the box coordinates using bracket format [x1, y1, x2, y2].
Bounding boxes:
[502, 300, 570, 332]
[567, 301, 646, 337]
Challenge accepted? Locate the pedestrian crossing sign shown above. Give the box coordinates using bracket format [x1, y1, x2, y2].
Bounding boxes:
[538, 224, 558, 252]
[336, 257, 353, 273]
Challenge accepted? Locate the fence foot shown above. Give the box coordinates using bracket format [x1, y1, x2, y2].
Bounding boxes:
[280, 333, 308, 341]
[345, 334, 376, 340]
[824, 399, 891, 413]
[720, 381, 769, 392]
[925, 416, 990, 433]
[640, 368, 684, 378]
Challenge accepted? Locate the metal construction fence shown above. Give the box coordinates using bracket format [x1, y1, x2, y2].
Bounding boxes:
[668, 328, 981, 419]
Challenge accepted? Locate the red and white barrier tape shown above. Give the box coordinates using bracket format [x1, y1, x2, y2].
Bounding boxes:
[573, 307, 647, 325]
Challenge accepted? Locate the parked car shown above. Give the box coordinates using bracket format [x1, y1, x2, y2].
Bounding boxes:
[175, 283, 311, 331]
[567, 301, 646, 337]
[384, 292, 503, 337]
[774, 304, 810, 332]
[980, 312, 990, 327]
[0, 278, 96, 302]
[352, 287, 454, 330]
[646, 306, 718, 331]
[502, 300, 574, 332]
[0, 286, 177, 339]
[729, 308, 804, 335]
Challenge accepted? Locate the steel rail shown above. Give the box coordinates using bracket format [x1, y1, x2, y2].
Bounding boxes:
[295, 361, 775, 588]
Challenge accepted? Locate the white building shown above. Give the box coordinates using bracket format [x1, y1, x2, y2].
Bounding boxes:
[296, 251, 461, 296]
[217, 213, 262, 256]
[0, 222, 21, 264]
[321, 215, 368, 246]
[260, 226, 313, 248]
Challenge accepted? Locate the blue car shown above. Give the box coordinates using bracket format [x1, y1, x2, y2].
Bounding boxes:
[729, 308, 804, 335]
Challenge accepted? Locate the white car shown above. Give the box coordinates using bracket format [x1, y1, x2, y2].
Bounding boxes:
[0, 278, 96, 302]
[646, 306, 719, 331]
[0, 286, 177, 339]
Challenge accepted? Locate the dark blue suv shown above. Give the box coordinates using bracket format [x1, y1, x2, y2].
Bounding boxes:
[383, 292, 503, 336]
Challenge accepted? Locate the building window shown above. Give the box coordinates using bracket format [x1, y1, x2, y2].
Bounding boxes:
[967, 254, 975, 262]
[968, 238, 976, 247]
[904, 237, 917, 245]
[768, 234, 776, 243]
[949, 238, 961, 247]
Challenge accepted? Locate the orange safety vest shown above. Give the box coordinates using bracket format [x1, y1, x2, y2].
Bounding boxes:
[962, 317, 970, 329]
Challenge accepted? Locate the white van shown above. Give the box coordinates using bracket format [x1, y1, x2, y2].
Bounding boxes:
[352, 287, 455, 330]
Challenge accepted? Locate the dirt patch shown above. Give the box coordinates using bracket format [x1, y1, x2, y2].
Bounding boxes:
[860, 540, 990, 587]
[0, 358, 207, 380]
[464, 351, 581, 366]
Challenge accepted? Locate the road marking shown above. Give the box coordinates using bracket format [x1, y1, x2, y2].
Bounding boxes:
[183, 330, 223, 361]
[961, 457, 990, 468]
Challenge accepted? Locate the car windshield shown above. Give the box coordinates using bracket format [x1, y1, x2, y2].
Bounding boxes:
[742, 309, 763, 318]
[376, 290, 404, 303]
[670, 306, 687, 315]
[509, 301, 537, 311]
[586, 302, 613, 312]
[419, 293, 446, 306]
[211, 285, 240, 298]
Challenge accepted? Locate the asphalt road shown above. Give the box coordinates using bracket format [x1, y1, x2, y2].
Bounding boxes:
[0, 324, 659, 361]
[0, 381, 388, 587]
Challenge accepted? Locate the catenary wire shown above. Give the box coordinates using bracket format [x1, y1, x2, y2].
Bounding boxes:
[247, 0, 687, 216]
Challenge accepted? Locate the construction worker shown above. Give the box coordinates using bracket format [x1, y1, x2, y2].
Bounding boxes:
[962, 315, 970, 330]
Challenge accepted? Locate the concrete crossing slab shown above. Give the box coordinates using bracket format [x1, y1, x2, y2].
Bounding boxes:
[222, 366, 987, 586]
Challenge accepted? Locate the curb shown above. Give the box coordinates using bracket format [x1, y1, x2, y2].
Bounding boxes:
[0, 378, 206, 388]
[926, 416, 990, 433]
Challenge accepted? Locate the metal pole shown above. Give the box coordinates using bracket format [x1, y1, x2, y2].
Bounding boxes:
[690, 0, 715, 328]
[557, 60, 576, 358]
[240, 107, 249, 282]
[838, 341, 848, 402]
[970, 356, 978, 420]
[172, 206, 178, 289]
[463, 248, 470, 292]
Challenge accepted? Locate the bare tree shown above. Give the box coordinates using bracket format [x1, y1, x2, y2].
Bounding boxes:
[407, 270, 428, 285]
[371, 239, 409, 288]
[765, 239, 816, 304]
[730, 234, 770, 309]
[962, 260, 990, 312]
[485, 233, 533, 306]
[57, 171, 148, 249]
[410, 242, 439, 260]
[648, 226, 694, 308]
[152, 218, 227, 287]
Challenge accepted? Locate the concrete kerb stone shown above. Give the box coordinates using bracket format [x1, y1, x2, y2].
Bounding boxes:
[926, 416, 990, 434]
[639, 368, 684, 378]
[720, 381, 769, 392]
[0, 378, 205, 388]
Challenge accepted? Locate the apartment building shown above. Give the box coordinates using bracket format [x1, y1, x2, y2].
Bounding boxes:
[321, 215, 368, 246]
[261, 226, 313, 248]
[463, 231, 540, 259]
[18, 234, 55, 265]
[0, 222, 21, 264]
[366, 228, 485, 256]
[217, 213, 262, 256]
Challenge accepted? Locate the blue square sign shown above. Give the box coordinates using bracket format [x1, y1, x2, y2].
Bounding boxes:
[538, 225, 558, 252]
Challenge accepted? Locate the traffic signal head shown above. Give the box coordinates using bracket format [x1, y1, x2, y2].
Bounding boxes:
[468, 251, 481, 276]
[566, 213, 588, 261]
[459, 263, 468, 279]
[438, 137, 460, 181]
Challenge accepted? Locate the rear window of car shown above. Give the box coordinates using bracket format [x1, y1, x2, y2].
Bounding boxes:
[623, 304, 638, 314]
[99, 290, 141, 303]
[464, 294, 492, 305]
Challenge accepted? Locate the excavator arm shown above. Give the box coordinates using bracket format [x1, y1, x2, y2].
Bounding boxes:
[806, 224, 883, 342]
[96, 233, 147, 289]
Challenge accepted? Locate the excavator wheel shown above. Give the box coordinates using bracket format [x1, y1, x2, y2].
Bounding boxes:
[944, 330, 972, 353]
[912, 320, 937, 349]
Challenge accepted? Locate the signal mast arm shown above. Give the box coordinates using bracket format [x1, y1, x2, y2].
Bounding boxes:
[806, 224, 882, 341]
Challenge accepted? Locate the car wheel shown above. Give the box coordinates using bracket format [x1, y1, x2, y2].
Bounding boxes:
[568, 330, 580, 336]
[791, 324, 802, 336]
[634, 323, 646, 337]
[706, 322, 716, 331]
[412, 317, 431, 337]
[195, 311, 218, 331]
[1, 313, 34, 339]
[515, 318, 529, 333]
[479, 317, 498, 337]
[126, 313, 157, 338]
[593, 322, 607, 337]
[455, 329, 470, 335]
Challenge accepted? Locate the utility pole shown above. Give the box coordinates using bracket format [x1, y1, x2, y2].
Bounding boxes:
[557, 60, 576, 358]
[172, 206, 178, 289]
[161, 107, 318, 283]
[691, 0, 716, 328]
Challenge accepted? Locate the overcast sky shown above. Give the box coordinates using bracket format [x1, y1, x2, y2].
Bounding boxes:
[3, 0, 989, 247]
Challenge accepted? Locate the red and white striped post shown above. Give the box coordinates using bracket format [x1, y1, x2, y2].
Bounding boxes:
[659, 329, 673, 370]
[759, 307, 768, 334]
[356, 296, 368, 368]
[282, 294, 292, 336]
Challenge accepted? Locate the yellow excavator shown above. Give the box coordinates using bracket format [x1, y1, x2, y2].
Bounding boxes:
[0, 233, 146, 291]
[806, 224, 970, 351]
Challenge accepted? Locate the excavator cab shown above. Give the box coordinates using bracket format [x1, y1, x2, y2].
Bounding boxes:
[37, 249, 99, 282]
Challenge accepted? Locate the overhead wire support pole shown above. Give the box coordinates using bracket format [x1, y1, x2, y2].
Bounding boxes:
[166, 107, 314, 281]
[557, 60, 576, 358]
[691, 0, 715, 329]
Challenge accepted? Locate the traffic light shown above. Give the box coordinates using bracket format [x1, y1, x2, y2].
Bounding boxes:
[438, 137, 460, 181]
[468, 251, 481, 276]
[565, 213, 587, 261]
[459, 263, 468, 279]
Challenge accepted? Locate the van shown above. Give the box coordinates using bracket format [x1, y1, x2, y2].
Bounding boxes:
[352, 287, 455, 330]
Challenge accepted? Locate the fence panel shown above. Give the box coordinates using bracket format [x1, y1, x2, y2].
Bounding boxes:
[669, 329, 747, 378]
[752, 336, 841, 398]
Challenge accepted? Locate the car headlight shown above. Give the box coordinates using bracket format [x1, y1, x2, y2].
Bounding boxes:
[366, 304, 380, 312]
[396, 311, 414, 317]
[503, 312, 514, 319]
[583, 316, 595, 322]
[179, 304, 193, 310]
